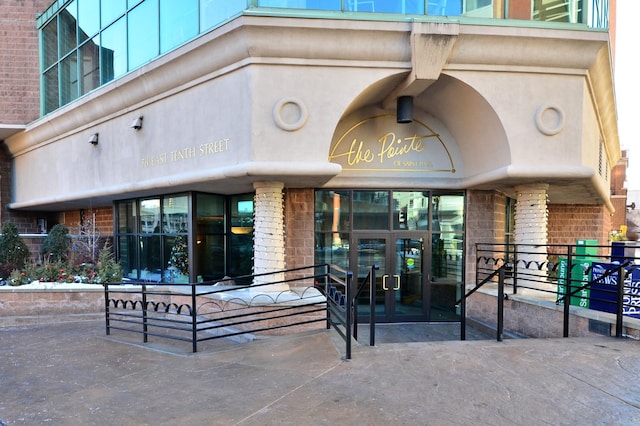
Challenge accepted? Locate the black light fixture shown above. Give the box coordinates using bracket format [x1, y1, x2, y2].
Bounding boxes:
[130, 115, 143, 130]
[88, 133, 99, 145]
[397, 96, 413, 123]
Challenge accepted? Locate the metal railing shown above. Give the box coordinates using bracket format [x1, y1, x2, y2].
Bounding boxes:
[105, 264, 345, 353]
[352, 264, 379, 347]
[472, 242, 640, 338]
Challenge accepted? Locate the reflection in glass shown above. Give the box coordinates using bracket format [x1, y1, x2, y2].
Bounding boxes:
[59, 2, 78, 57]
[201, 0, 246, 32]
[162, 194, 188, 234]
[140, 198, 160, 234]
[101, 18, 127, 83]
[80, 35, 101, 95]
[60, 51, 78, 106]
[117, 235, 137, 280]
[160, 0, 199, 53]
[393, 191, 428, 230]
[353, 191, 388, 230]
[165, 234, 189, 282]
[315, 190, 350, 252]
[229, 194, 254, 278]
[196, 193, 225, 281]
[101, 0, 127, 27]
[140, 235, 162, 281]
[431, 233, 463, 282]
[43, 65, 59, 114]
[128, 0, 160, 70]
[117, 200, 137, 233]
[78, 0, 100, 42]
[431, 194, 464, 233]
[42, 20, 58, 70]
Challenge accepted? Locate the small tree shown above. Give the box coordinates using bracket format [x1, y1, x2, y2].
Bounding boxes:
[0, 222, 31, 269]
[96, 241, 122, 284]
[41, 224, 71, 263]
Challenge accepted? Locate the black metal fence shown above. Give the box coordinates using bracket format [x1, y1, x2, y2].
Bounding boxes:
[105, 264, 351, 353]
[465, 242, 640, 338]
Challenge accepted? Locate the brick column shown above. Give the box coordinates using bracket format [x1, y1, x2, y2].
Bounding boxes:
[514, 184, 550, 289]
[252, 181, 288, 293]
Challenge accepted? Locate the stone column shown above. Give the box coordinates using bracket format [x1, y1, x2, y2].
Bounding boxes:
[252, 181, 288, 293]
[514, 183, 550, 290]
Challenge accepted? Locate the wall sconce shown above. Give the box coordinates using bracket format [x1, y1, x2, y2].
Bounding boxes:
[397, 96, 413, 123]
[130, 115, 143, 130]
[88, 133, 99, 145]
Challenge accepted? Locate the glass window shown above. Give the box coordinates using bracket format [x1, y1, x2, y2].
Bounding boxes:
[42, 19, 58, 70]
[140, 198, 160, 233]
[165, 234, 189, 281]
[353, 191, 389, 230]
[393, 191, 429, 230]
[431, 194, 464, 233]
[60, 51, 79, 106]
[195, 194, 225, 281]
[160, 0, 198, 53]
[128, 0, 160, 70]
[59, 2, 78, 58]
[101, 18, 127, 83]
[43, 65, 59, 115]
[118, 200, 137, 233]
[101, 0, 127, 27]
[200, 0, 246, 32]
[78, 0, 100, 42]
[229, 194, 254, 278]
[162, 194, 188, 233]
[80, 35, 101, 95]
[431, 233, 463, 282]
[429, 0, 462, 15]
[139, 235, 162, 281]
[118, 235, 137, 280]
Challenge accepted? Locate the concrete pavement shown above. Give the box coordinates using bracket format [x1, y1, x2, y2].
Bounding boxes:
[1, 320, 640, 425]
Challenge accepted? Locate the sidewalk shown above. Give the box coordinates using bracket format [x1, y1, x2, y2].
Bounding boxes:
[1, 320, 639, 425]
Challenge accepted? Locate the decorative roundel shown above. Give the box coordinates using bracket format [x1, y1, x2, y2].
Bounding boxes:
[273, 97, 308, 131]
[535, 103, 565, 136]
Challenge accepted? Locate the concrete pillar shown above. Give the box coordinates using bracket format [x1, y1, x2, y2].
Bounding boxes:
[252, 181, 288, 293]
[514, 184, 550, 290]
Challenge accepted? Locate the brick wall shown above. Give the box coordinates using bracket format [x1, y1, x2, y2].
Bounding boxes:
[61, 208, 114, 237]
[0, 0, 48, 124]
[547, 204, 611, 246]
[465, 190, 508, 281]
[283, 188, 315, 269]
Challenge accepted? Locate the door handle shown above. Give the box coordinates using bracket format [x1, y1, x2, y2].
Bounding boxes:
[393, 274, 400, 290]
[382, 274, 389, 290]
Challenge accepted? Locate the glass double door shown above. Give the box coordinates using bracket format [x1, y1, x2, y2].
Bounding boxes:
[354, 233, 428, 322]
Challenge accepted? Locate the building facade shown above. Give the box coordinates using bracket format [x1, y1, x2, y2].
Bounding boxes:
[0, 0, 620, 323]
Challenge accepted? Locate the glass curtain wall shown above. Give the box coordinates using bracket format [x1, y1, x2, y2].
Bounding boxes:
[39, 0, 247, 115]
[116, 192, 254, 283]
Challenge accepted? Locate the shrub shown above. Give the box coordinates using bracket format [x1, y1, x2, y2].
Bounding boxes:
[95, 241, 123, 284]
[0, 222, 31, 269]
[41, 224, 71, 263]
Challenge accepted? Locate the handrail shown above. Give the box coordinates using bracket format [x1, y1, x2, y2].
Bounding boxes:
[352, 264, 379, 347]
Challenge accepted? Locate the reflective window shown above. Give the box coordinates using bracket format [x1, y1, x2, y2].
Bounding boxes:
[80, 35, 101, 95]
[162, 194, 188, 233]
[101, 0, 127, 27]
[196, 193, 225, 281]
[59, 2, 77, 57]
[201, 0, 246, 32]
[43, 66, 59, 114]
[140, 198, 160, 234]
[315, 191, 350, 263]
[160, 0, 199, 53]
[77, 0, 100, 42]
[42, 19, 58, 70]
[60, 51, 79, 106]
[101, 18, 127, 83]
[117, 200, 137, 233]
[229, 194, 254, 278]
[393, 191, 429, 230]
[128, 0, 160, 70]
[353, 191, 389, 230]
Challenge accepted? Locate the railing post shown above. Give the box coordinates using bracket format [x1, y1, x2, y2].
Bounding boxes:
[615, 264, 625, 338]
[563, 247, 572, 338]
[460, 282, 466, 341]
[326, 264, 331, 330]
[192, 283, 198, 352]
[497, 267, 504, 342]
[512, 245, 518, 294]
[369, 265, 377, 347]
[345, 271, 352, 360]
[142, 284, 148, 343]
[104, 283, 110, 335]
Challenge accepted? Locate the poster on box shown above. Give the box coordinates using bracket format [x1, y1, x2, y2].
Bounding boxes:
[590, 262, 640, 319]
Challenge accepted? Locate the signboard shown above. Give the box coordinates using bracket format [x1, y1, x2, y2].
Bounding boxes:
[590, 262, 640, 319]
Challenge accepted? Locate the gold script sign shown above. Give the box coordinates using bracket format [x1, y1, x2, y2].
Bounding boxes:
[329, 115, 455, 173]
